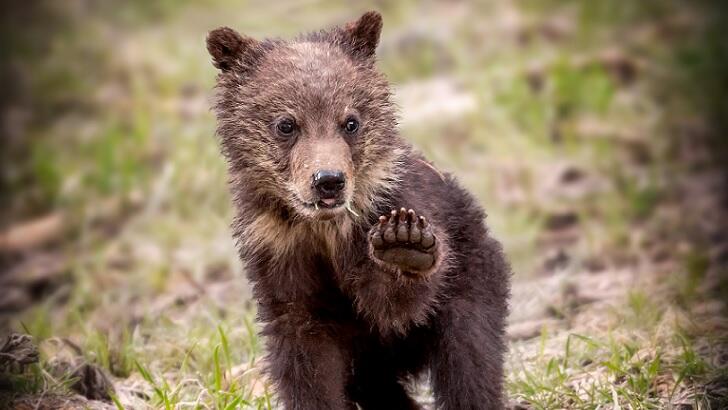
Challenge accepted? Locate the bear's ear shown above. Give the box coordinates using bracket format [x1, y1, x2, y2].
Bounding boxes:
[342, 11, 383, 60]
[206, 27, 258, 72]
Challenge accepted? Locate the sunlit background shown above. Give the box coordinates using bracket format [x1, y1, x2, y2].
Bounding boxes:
[1, 1, 727, 408]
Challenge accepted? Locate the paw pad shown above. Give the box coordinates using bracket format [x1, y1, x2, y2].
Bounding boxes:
[370, 208, 437, 272]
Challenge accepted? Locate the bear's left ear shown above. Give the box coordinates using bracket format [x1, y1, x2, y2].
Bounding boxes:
[342, 11, 383, 60]
[206, 26, 259, 72]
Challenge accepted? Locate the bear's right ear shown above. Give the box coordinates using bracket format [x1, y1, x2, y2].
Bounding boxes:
[342, 11, 383, 61]
[206, 27, 258, 72]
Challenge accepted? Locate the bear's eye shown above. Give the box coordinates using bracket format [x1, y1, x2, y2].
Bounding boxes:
[343, 116, 360, 134]
[276, 118, 296, 136]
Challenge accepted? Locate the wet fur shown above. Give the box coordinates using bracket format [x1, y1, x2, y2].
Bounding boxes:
[208, 12, 510, 409]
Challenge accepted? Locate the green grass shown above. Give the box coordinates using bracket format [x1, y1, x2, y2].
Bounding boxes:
[121, 311, 273, 409]
[509, 309, 715, 409]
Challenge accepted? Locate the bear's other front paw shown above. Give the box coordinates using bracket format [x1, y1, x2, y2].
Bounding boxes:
[370, 208, 437, 274]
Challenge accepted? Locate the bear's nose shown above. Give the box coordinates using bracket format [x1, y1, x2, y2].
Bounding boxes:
[312, 170, 346, 198]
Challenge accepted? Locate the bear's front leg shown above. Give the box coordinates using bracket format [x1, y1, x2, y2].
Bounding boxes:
[264, 314, 355, 410]
[369, 208, 439, 275]
[349, 207, 446, 334]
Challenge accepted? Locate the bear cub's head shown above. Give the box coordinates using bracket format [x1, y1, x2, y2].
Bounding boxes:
[207, 12, 403, 221]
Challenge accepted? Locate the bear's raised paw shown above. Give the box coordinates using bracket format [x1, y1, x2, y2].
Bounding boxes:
[370, 208, 437, 274]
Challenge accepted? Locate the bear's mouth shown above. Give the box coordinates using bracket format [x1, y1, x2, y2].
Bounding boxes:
[296, 196, 346, 211]
[310, 198, 345, 210]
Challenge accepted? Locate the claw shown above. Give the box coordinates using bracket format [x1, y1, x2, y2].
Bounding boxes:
[379, 215, 388, 226]
[384, 212, 397, 243]
[407, 209, 416, 223]
[399, 207, 407, 222]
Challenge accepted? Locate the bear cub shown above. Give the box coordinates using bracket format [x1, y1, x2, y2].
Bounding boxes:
[207, 11, 510, 410]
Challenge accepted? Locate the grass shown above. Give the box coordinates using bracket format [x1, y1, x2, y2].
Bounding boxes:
[509, 295, 718, 409]
[3, 0, 727, 408]
[123, 314, 272, 409]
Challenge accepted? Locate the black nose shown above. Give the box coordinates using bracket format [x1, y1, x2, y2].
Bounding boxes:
[313, 170, 346, 198]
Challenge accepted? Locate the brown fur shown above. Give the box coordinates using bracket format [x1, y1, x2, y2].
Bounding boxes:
[208, 11, 510, 409]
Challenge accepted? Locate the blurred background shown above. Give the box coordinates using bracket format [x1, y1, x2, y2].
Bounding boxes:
[1, 1, 727, 408]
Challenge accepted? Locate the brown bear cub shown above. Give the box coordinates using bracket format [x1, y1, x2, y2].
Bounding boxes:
[207, 11, 510, 410]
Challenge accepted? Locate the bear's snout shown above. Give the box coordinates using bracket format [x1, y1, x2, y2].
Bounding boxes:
[312, 170, 346, 206]
[313, 170, 346, 196]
